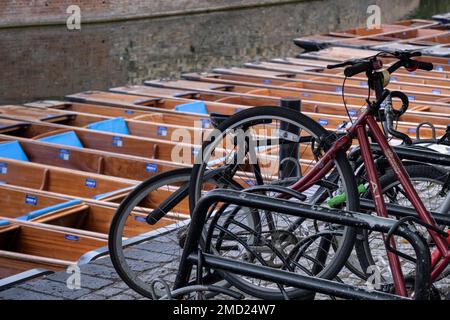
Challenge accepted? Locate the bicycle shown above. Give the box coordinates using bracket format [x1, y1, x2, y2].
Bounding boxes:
[184, 50, 450, 299]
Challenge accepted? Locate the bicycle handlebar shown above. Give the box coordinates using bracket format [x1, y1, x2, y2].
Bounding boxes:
[328, 50, 433, 145]
[344, 61, 372, 78]
[408, 60, 434, 71]
[327, 50, 434, 78]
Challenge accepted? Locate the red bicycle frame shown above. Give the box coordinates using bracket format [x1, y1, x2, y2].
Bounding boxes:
[289, 107, 450, 297]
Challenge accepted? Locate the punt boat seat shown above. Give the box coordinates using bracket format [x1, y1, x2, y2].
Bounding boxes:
[175, 101, 208, 115]
[38, 131, 84, 148]
[86, 117, 130, 135]
[0, 120, 29, 134]
[0, 199, 82, 227]
[92, 186, 136, 201]
[0, 141, 29, 162]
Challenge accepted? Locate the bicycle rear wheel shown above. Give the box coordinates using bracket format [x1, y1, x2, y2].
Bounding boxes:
[358, 164, 449, 297]
[109, 167, 254, 299]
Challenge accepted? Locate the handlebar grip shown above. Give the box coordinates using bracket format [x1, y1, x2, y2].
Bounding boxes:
[344, 62, 370, 77]
[415, 61, 434, 71]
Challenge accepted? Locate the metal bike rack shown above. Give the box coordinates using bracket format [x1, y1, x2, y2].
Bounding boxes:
[360, 199, 450, 226]
[174, 189, 432, 300]
[351, 143, 450, 167]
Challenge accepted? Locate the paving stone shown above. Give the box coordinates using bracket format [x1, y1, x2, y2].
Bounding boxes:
[18, 279, 91, 300]
[107, 293, 135, 300]
[80, 264, 120, 280]
[123, 289, 145, 299]
[124, 249, 176, 264]
[44, 272, 113, 290]
[44, 271, 70, 284]
[77, 294, 107, 300]
[0, 287, 61, 300]
[79, 275, 114, 290]
[94, 286, 125, 297]
[111, 281, 130, 290]
[135, 241, 182, 256]
[91, 257, 114, 268]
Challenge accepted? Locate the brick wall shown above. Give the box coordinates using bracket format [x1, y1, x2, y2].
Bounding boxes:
[1, 0, 312, 27]
[0, 0, 421, 103]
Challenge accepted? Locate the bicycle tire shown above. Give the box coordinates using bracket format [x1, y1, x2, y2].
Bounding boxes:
[189, 106, 360, 300]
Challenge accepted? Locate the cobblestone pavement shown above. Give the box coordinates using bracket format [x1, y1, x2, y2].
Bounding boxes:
[1, 221, 449, 300]
[0, 229, 183, 300]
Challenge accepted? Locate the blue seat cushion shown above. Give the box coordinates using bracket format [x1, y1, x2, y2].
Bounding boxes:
[86, 117, 130, 135]
[175, 101, 208, 115]
[0, 199, 82, 226]
[0, 141, 29, 162]
[38, 131, 84, 148]
[0, 220, 10, 227]
[18, 199, 83, 221]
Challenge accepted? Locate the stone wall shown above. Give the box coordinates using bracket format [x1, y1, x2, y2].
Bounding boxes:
[1, 0, 321, 27]
[0, 0, 421, 103]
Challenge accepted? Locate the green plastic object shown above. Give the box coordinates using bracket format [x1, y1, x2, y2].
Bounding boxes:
[327, 184, 366, 208]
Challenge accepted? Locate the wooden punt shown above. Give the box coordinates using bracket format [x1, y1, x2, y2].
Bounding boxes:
[266, 60, 450, 96]
[0, 113, 433, 180]
[144, 79, 450, 130]
[243, 61, 450, 103]
[0, 220, 107, 278]
[0, 184, 178, 279]
[0, 113, 326, 170]
[216, 63, 450, 92]
[190, 69, 450, 105]
[293, 19, 446, 52]
[283, 47, 450, 75]
[63, 90, 248, 125]
[0, 105, 204, 144]
[181, 72, 450, 124]
[244, 60, 450, 88]
[26, 100, 208, 128]
[0, 185, 176, 237]
[0, 116, 325, 172]
[272, 55, 450, 78]
[0, 157, 138, 203]
[0, 158, 189, 227]
[298, 46, 450, 67]
[63, 89, 256, 120]
[0, 117, 199, 164]
[0, 134, 183, 180]
[141, 81, 447, 137]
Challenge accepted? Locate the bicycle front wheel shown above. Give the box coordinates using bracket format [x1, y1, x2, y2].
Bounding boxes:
[190, 106, 360, 299]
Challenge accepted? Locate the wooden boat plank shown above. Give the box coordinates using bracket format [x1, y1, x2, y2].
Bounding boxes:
[0, 252, 73, 279]
[0, 157, 138, 200]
